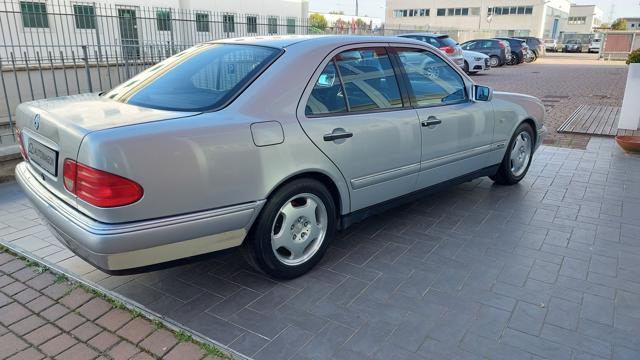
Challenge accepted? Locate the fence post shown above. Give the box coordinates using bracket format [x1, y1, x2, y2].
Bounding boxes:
[0, 58, 15, 138]
[82, 46, 93, 93]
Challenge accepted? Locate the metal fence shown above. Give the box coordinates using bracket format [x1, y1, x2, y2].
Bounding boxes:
[0, 0, 511, 136]
[601, 31, 640, 60]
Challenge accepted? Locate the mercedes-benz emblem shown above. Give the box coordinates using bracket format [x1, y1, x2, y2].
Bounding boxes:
[33, 114, 41, 130]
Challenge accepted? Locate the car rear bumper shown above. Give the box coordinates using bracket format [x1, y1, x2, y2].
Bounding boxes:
[15, 162, 264, 272]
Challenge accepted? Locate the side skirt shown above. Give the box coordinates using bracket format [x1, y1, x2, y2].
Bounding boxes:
[340, 164, 500, 230]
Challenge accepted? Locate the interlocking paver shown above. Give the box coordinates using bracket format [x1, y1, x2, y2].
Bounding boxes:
[115, 318, 154, 344]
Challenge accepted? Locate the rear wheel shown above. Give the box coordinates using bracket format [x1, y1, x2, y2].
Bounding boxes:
[463, 60, 470, 73]
[489, 56, 500, 67]
[507, 52, 519, 65]
[243, 178, 336, 279]
[491, 123, 534, 185]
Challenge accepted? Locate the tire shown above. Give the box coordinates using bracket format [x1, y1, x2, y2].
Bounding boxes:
[242, 178, 336, 279]
[507, 52, 519, 65]
[490, 123, 535, 185]
[489, 56, 500, 67]
[463, 60, 470, 74]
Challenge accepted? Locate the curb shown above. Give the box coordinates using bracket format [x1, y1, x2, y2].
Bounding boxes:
[0, 239, 250, 360]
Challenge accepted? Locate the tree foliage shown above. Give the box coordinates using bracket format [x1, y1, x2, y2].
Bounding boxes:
[611, 18, 628, 31]
[309, 13, 328, 31]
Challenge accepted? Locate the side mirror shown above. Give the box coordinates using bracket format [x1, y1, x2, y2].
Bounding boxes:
[474, 85, 492, 102]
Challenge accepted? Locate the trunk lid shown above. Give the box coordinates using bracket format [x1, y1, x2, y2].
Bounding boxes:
[16, 93, 197, 208]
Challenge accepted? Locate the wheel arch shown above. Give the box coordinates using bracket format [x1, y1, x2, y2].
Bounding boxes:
[521, 118, 538, 145]
[265, 170, 349, 218]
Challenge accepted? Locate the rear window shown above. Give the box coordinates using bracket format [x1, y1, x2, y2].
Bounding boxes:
[104, 44, 280, 112]
[438, 36, 458, 47]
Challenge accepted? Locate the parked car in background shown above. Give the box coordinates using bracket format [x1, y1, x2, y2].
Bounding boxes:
[564, 39, 582, 53]
[517, 36, 544, 60]
[496, 37, 527, 65]
[462, 50, 490, 74]
[544, 39, 559, 52]
[589, 38, 602, 53]
[397, 33, 464, 67]
[461, 39, 511, 67]
[14, 36, 546, 279]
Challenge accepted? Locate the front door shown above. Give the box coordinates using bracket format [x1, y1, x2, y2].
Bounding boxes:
[118, 9, 139, 59]
[393, 47, 495, 190]
[298, 46, 421, 211]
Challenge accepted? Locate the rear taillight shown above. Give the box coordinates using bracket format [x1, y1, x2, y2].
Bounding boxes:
[16, 128, 28, 160]
[498, 42, 505, 49]
[63, 159, 143, 207]
[439, 46, 455, 55]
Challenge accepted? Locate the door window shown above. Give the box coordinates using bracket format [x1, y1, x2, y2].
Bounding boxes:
[305, 61, 347, 115]
[306, 47, 403, 115]
[396, 48, 467, 107]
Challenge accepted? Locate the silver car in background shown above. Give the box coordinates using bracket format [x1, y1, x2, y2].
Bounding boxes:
[397, 33, 465, 68]
[15, 36, 546, 279]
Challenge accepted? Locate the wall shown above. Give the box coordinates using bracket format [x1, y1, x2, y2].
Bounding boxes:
[565, 5, 603, 34]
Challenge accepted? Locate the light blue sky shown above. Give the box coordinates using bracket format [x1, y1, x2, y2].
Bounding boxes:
[309, 0, 640, 22]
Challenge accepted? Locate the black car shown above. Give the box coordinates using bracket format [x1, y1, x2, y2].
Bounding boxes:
[460, 39, 511, 67]
[515, 36, 544, 59]
[496, 37, 527, 65]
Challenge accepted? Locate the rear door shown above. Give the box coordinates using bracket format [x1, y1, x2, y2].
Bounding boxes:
[392, 46, 495, 189]
[298, 46, 421, 211]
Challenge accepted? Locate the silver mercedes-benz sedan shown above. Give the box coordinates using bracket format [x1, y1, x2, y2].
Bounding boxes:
[14, 36, 546, 279]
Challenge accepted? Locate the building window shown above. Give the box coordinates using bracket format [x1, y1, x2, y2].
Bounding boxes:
[437, 8, 446, 16]
[268, 17, 277, 34]
[73, 4, 95, 30]
[246, 15, 257, 33]
[195, 13, 209, 32]
[394, 9, 429, 17]
[489, 6, 534, 16]
[434, 8, 475, 17]
[568, 16, 587, 25]
[20, 1, 48, 28]
[223, 14, 235, 33]
[287, 18, 295, 34]
[156, 10, 171, 31]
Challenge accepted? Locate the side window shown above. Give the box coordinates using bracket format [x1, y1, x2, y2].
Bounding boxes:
[334, 47, 403, 112]
[461, 42, 474, 50]
[395, 48, 467, 107]
[305, 61, 347, 116]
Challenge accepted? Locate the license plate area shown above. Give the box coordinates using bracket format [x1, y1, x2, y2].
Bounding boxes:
[27, 137, 58, 177]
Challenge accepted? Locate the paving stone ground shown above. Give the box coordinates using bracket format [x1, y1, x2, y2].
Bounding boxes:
[474, 56, 628, 149]
[0, 251, 220, 360]
[1, 60, 640, 360]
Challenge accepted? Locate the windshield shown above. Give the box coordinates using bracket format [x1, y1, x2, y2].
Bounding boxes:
[104, 44, 281, 112]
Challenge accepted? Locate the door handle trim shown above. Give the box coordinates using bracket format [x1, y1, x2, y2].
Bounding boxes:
[323, 132, 353, 141]
[421, 119, 442, 127]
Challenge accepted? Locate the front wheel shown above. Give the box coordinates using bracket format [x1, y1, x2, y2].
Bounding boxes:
[243, 178, 336, 279]
[463, 60, 470, 74]
[490, 123, 534, 185]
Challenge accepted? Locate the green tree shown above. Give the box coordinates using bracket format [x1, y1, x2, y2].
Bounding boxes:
[309, 13, 328, 32]
[611, 18, 628, 30]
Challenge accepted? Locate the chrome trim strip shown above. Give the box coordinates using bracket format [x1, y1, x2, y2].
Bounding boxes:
[351, 163, 420, 190]
[420, 144, 493, 172]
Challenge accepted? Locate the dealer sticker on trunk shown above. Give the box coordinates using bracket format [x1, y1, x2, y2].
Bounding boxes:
[27, 138, 58, 176]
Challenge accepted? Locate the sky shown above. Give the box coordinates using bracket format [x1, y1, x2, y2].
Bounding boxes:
[309, 0, 640, 22]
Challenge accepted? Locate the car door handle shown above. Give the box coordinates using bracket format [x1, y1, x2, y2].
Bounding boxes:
[323, 130, 353, 141]
[421, 117, 442, 127]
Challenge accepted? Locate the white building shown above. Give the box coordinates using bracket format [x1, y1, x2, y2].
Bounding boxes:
[385, 0, 572, 39]
[565, 4, 603, 34]
[623, 17, 640, 30]
[0, 0, 310, 60]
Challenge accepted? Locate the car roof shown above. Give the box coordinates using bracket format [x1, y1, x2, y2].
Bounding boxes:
[397, 33, 448, 37]
[209, 35, 425, 49]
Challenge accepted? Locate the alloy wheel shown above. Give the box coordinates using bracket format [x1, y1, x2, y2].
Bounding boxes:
[509, 131, 532, 177]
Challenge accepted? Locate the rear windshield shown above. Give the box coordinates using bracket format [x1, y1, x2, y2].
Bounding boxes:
[104, 44, 280, 112]
[438, 36, 458, 47]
